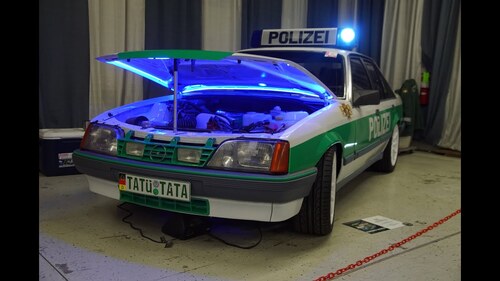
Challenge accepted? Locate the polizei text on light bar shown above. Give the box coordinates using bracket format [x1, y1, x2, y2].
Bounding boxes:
[261, 28, 337, 46]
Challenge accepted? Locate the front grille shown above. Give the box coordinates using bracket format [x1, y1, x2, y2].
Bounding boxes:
[117, 130, 216, 167]
[120, 191, 210, 216]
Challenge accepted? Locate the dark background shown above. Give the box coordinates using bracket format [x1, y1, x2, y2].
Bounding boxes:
[39, 0, 460, 145]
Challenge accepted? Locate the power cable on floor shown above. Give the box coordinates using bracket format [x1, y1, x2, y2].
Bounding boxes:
[117, 203, 174, 247]
[118, 202, 262, 249]
[208, 226, 263, 249]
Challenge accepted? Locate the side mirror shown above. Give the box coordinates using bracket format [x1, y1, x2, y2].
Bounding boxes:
[352, 89, 380, 107]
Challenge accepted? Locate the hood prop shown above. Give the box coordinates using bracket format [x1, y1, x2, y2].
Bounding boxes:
[173, 59, 179, 134]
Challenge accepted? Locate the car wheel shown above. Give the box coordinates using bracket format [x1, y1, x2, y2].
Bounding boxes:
[373, 125, 399, 173]
[293, 146, 337, 235]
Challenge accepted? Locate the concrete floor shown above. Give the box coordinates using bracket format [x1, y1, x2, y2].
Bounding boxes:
[39, 151, 461, 281]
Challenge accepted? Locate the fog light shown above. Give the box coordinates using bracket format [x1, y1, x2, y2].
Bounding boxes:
[126, 142, 145, 157]
[177, 148, 202, 163]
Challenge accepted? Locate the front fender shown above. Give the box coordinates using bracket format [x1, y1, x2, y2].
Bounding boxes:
[288, 126, 352, 174]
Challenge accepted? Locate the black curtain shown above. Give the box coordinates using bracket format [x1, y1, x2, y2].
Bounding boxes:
[356, 0, 385, 66]
[39, 0, 89, 128]
[143, 0, 202, 99]
[421, 0, 460, 144]
[241, 0, 282, 49]
[307, 0, 338, 28]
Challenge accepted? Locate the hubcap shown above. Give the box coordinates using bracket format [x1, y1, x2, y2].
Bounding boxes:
[390, 126, 399, 166]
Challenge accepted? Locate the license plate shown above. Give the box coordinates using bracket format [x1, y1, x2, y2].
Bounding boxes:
[118, 173, 191, 202]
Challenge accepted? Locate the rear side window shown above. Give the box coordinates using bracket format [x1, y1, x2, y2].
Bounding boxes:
[349, 57, 371, 90]
[376, 68, 396, 100]
[379, 78, 396, 99]
[364, 60, 384, 93]
[363, 59, 395, 100]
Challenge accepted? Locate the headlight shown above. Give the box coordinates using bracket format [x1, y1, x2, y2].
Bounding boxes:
[207, 140, 289, 174]
[80, 123, 124, 156]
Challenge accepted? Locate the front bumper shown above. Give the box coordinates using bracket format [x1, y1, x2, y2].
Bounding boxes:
[73, 149, 317, 204]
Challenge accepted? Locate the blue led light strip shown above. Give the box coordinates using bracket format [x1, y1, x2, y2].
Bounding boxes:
[107, 61, 170, 88]
[182, 85, 319, 98]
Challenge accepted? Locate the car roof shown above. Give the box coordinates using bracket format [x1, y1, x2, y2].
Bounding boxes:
[237, 47, 368, 59]
[237, 47, 380, 69]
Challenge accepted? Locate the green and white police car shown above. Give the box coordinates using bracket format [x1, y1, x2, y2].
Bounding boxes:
[74, 27, 402, 235]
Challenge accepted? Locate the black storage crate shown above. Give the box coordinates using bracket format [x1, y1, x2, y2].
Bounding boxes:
[39, 129, 85, 176]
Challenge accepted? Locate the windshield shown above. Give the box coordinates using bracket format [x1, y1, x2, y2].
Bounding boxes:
[238, 50, 345, 98]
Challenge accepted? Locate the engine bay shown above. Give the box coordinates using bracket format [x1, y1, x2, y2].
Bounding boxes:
[114, 92, 327, 134]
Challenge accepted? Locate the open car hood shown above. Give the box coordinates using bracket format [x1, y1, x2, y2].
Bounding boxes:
[97, 50, 332, 100]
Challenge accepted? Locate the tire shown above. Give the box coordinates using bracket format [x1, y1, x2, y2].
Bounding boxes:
[373, 125, 399, 173]
[293, 146, 337, 235]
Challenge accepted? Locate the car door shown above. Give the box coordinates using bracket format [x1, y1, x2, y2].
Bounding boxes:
[347, 56, 396, 170]
[361, 57, 398, 155]
[349, 56, 381, 164]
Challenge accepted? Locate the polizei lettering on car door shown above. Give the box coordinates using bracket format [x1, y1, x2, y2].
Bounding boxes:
[369, 112, 390, 141]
